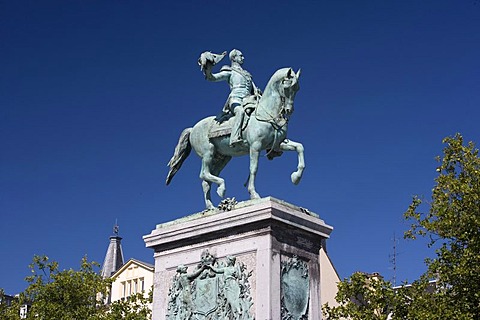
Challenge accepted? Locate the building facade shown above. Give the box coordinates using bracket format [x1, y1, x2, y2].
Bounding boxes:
[109, 258, 154, 304]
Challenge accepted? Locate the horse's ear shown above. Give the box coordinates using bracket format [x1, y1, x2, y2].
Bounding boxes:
[296, 69, 301, 79]
[287, 68, 294, 78]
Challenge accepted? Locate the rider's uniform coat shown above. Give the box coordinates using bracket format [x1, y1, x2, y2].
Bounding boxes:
[220, 65, 254, 113]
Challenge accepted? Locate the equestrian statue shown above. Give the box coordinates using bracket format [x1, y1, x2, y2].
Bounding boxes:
[166, 49, 305, 210]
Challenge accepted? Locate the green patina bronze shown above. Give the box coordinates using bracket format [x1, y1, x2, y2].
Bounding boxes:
[166, 49, 305, 210]
[166, 251, 254, 320]
[281, 255, 310, 320]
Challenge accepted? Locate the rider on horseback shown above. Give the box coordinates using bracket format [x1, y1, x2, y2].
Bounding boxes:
[168, 62, 303, 209]
[201, 49, 260, 147]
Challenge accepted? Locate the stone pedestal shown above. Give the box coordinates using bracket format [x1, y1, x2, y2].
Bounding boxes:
[144, 197, 335, 320]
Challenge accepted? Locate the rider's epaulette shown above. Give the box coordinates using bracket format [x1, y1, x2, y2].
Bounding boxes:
[220, 65, 232, 72]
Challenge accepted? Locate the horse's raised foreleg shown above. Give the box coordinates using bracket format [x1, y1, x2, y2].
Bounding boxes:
[279, 139, 305, 185]
[247, 142, 262, 199]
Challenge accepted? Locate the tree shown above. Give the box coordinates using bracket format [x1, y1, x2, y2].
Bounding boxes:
[404, 133, 480, 318]
[104, 292, 153, 320]
[0, 288, 22, 320]
[323, 134, 480, 319]
[0, 289, 10, 315]
[22, 255, 110, 319]
[322, 272, 396, 320]
[1, 255, 152, 319]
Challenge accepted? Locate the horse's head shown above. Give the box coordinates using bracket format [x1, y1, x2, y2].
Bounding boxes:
[259, 67, 301, 122]
[278, 68, 301, 116]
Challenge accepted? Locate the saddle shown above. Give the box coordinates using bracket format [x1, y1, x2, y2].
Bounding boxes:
[208, 116, 236, 139]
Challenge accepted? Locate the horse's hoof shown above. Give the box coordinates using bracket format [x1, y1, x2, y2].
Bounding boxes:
[205, 202, 215, 211]
[250, 192, 260, 200]
[291, 172, 302, 185]
[217, 185, 226, 198]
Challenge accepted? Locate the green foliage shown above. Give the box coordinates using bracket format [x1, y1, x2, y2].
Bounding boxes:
[404, 133, 480, 318]
[22, 255, 110, 320]
[103, 291, 153, 320]
[2, 255, 152, 319]
[0, 288, 8, 314]
[322, 272, 396, 320]
[324, 134, 480, 319]
[0, 289, 20, 319]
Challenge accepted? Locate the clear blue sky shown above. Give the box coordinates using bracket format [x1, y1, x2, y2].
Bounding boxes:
[1, 1, 479, 294]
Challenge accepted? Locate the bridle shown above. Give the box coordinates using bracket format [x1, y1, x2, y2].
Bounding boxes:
[252, 75, 298, 158]
[254, 79, 296, 130]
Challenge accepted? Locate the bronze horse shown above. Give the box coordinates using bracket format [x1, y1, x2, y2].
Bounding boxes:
[166, 68, 304, 210]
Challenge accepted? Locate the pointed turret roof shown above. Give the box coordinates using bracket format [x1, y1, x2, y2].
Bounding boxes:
[101, 223, 125, 278]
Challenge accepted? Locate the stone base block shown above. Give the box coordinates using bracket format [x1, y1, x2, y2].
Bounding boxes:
[144, 197, 335, 320]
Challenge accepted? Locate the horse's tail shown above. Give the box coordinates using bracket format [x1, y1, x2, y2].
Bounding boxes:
[166, 128, 192, 185]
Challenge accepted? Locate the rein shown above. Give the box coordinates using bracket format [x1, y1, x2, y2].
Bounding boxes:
[253, 88, 291, 158]
[254, 95, 289, 129]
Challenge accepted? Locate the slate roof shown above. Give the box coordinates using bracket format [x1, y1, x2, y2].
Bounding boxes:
[100, 235, 125, 278]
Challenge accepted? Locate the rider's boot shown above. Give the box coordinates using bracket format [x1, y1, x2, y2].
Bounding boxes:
[230, 108, 245, 147]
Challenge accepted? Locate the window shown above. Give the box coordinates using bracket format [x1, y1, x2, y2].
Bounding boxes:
[20, 305, 29, 319]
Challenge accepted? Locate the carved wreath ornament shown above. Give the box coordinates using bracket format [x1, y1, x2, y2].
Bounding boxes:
[166, 250, 254, 320]
[281, 255, 309, 320]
